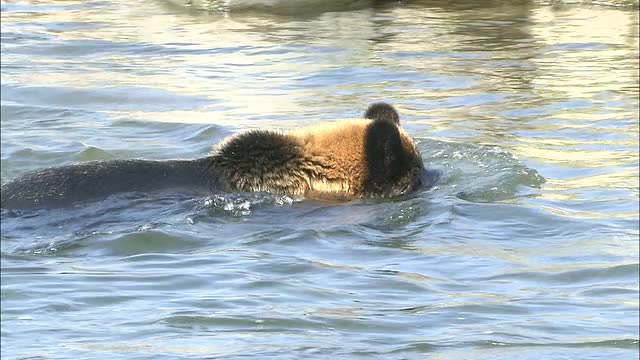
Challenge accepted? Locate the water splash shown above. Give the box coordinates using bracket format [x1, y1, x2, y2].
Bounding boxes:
[204, 192, 296, 216]
[421, 139, 546, 202]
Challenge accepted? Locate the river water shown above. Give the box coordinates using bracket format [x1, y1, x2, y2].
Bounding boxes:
[1, 0, 638, 359]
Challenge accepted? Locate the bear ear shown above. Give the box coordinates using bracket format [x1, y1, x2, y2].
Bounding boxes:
[364, 119, 410, 191]
[364, 102, 400, 125]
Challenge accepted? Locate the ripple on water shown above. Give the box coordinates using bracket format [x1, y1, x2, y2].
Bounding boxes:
[421, 139, 546, 202]
[1, 84, 212, 112]
[476, 263, 640, 286]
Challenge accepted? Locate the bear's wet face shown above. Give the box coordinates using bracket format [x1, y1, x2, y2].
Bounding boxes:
[363, 119, 421, 196]
[364, 102, 400, 125]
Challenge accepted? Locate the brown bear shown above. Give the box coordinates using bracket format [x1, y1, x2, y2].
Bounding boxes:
[1, 103, 436, 209]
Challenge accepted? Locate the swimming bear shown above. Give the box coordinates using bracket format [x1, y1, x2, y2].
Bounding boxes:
[1, 103, 437, 209]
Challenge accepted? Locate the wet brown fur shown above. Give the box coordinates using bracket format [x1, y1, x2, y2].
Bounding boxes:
[208, 107, 424, 199]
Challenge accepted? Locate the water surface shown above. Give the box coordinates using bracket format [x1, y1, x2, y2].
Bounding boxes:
[1, 0, 639, 359]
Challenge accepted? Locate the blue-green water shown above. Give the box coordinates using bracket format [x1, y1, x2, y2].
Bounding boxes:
[1, 0, 638, 359]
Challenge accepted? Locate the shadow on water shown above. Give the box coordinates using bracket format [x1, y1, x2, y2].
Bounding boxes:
[165, 0, 638, 16]
[163, 0, 398, 15]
